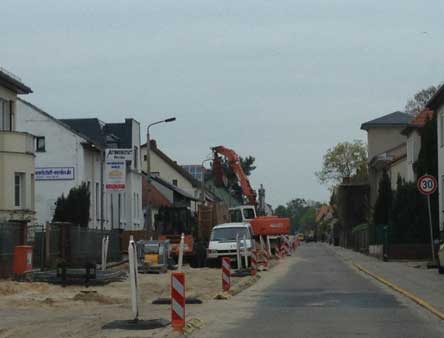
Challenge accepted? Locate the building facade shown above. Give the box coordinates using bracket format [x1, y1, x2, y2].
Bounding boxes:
[16, 103, 143, 230]
[361, 111, 411, 205]
[0, 69, 34, 224]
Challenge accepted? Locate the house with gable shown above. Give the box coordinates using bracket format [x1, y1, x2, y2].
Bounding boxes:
[361, 111, 412, 205]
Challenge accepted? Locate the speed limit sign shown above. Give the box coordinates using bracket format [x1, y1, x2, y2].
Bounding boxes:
[417, 175, 438, 195]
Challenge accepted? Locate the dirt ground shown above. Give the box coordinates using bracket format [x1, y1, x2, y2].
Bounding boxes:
[0, 264, 256, 338]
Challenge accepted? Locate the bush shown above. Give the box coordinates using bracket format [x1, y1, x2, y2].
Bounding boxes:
[52, 182, 90, 227]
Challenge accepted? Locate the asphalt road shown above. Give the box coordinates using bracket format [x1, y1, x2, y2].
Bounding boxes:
[213, 243, 444, 338]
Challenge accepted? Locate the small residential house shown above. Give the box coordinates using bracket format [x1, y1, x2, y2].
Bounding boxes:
[401, 108, 434, 182]
[361, 111, 412, 205]
[0, 69, 34, 225]
[141, 140, 201, 207]
[16, 105, 143, 230]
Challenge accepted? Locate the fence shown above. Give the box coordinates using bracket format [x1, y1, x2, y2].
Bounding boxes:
[1, 223, 123, 278]
[32, 224, 122, 269]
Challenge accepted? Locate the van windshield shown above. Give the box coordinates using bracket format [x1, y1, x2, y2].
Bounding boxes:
[211, 227, 250, 242]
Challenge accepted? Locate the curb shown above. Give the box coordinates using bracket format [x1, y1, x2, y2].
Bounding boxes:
[353, 262, 444, 320]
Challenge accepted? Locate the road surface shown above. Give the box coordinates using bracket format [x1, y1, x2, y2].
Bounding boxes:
[203, 243, 444, 338]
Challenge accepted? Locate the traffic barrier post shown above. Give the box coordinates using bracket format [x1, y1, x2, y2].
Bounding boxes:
[243, 235, 248, 268]
[128, 236, 139, 321]
[250, 250, 257, 276]
[222, 257, 231, 291]
[171, 272, 186, 332]
[236, 233, 242, 270]
[178, 233, 185, 272]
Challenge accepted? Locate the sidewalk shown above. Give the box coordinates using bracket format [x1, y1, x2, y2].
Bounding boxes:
[327, 244, 444, 315]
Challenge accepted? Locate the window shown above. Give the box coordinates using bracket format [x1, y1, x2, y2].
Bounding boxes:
[14, 173, 25, 208]
[0, 99, 12, 131]
[36, 136, 46, 152]
[172, 179, 178, 186]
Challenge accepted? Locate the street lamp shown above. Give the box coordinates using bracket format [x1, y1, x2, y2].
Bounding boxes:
[145, 117, 176, 238]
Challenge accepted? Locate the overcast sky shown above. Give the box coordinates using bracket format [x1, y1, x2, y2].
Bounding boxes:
[2, 0, 444, 206]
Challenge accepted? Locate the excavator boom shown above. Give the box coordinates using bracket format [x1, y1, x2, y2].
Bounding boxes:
[212, 145, 257, 206]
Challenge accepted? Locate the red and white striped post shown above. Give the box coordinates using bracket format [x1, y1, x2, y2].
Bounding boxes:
[284, 239, 290, 256]
[171, 272, 185, 332]
[250, 249, 257, 276]
[262, 248, 269, 270]
[221, 257, 231, 291]
[279, 243, 285, 258]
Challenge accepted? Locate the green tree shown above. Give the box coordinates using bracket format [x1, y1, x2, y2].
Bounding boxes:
[373, 170, 392, 225]
[405, 86, 438, 116]
[53, 182, 90, 227]
[316, 140, 368, 186]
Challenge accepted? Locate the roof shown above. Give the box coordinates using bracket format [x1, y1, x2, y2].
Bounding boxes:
[142, 140, 200, 187]
[142, 179, 172, 208]
[0, 67, 32, 94]
[61, 118, 107, 147]
[18, 99, 103, 149]
[61, 118, 134, 149]
[360, 111, 412, 131]
[104, 120, 133, 148]
[212, 223, 251, 229]
[150, 173, 198, 201]
[315, 205, 333, 223]
[401, 108, 434, 135]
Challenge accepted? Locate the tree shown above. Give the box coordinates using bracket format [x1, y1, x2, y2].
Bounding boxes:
[316, 140, 368, 186]
[219, 155, 256, 202]
[373, 170, 392, 225]
[405, 85, 438, 116]
[53, 182, 90, 227]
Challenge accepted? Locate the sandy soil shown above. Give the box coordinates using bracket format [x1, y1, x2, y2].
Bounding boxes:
[0, 264, 254, 338]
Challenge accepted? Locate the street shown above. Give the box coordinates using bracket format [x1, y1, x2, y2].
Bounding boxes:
[196, 244, 444, 338]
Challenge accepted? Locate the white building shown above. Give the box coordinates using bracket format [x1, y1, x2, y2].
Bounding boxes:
[16, 99, 143, 230]
[0, 69, 34, 224]
[427, 87, 444, 237]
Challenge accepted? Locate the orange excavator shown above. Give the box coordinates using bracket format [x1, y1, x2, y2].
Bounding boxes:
[212, 146, 290, 238]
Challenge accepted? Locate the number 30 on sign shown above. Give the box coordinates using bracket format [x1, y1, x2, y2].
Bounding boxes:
[417, 175, 438, 195]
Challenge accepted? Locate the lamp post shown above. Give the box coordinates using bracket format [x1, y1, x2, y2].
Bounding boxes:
[145, 117, 176, 238]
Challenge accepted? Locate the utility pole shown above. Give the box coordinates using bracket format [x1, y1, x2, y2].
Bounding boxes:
[144, 117, 176, 238]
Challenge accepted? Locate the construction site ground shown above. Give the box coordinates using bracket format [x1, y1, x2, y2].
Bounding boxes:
[0, 259, 283, 338]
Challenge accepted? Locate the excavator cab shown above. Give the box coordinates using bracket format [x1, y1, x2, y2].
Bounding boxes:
[229, 206, 257, 222]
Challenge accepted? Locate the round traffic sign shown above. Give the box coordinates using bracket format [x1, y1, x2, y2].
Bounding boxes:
[417, 175, 438, 195]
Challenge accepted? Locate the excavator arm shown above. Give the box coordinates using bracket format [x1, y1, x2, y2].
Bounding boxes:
[212, 146, 257, 206]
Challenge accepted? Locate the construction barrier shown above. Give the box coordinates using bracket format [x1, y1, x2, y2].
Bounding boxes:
[171, 272, 186, 332]
[262, 248, 269, 270]
[284, 239, 290, 256]
[222, 257, 231, 291]
[250, 250, 257, 276]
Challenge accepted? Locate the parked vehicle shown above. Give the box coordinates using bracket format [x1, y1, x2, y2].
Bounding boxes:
[207, 222, 255, 264]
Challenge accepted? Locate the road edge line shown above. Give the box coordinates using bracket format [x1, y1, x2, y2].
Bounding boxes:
[353, 262, 444, 320]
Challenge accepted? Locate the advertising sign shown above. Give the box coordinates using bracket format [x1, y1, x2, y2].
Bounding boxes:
[105, 161, 126, 191]
[35, 167, 75, 181]
[106, 148, 133, 162]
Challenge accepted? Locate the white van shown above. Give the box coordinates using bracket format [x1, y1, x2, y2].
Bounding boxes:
[207, 222, 255, 263]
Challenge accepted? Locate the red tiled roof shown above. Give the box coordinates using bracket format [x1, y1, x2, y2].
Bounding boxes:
[142, 179, 172, 208]
[410, 108, 434, 128]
